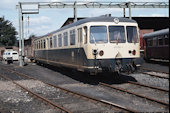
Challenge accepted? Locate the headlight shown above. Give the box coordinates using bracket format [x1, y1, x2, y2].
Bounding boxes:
[93, 49, 98, 55]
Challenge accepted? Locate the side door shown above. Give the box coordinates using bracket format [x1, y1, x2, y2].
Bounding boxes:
[77, 27, 83, 68]
[46, 38, 49, 64]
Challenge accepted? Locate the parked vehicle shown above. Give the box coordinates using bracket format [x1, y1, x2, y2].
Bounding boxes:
[3, 50, 19, 61]
[143, 28, 169, 61]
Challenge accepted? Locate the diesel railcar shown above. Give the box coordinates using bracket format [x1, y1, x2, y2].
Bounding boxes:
[143, 28, 169, 62]
[34, 16, 140, 74]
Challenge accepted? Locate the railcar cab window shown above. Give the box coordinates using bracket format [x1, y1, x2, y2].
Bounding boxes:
[70, 30, 76, 45]
[83, 26, 87, 44]
[127, 26, 138, 43]
[109, 26, 125, 43]
[90, 26, 107, 44]
[58, 34, 62, 47]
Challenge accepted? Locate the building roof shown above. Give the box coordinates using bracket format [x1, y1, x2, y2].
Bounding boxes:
[61, 17, 169, 31]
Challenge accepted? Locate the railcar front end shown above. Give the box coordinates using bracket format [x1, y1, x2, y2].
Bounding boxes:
[81, 21, 140, 74]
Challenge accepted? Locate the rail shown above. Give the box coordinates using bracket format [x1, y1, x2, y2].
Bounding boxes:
[0, 66, 137, 112]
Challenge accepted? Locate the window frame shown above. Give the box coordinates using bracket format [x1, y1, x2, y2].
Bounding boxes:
[63, 32, 68, 46]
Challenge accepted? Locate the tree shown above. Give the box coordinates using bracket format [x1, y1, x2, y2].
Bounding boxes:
[0, 17, 17, 46]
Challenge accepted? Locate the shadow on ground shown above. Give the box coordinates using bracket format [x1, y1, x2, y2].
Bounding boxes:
[40, 64, 137, 85]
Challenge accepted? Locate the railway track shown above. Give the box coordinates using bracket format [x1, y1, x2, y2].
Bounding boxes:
[99, 81, 169, 107]
[0, 73, 71, 113]
[140, 67, 169, 74]
[140, 67, 169, 79]
[0, 66, 137, 113]
[120, 73, 169, 92]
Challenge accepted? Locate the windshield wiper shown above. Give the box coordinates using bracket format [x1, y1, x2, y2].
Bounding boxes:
[90, 33, 96, 45]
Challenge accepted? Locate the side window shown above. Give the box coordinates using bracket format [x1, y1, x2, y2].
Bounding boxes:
[53, 35, 57, 48]
[147, 39, 152, 46]
[83, 26, 87, 44]
[41, 40, 43, 49]
[58, 34, 62, 47]
[153, 37, 157, 46]
[47, 38, 49, 49]
[50, 37, 53, 48]
[70, 29, 76, 45]
[64, 32, 68, 46]
[164, 35, 169, 45]
[38, 41, 40, 49]
[78, 28, 82, 43]
[36, 41, 38, 49]
[44, 39, 46, 49]
[158, 38, 163, 46]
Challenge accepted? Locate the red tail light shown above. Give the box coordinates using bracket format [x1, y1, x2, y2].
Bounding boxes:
[99, 50, 104, 56]
[132, 50, 136, 55]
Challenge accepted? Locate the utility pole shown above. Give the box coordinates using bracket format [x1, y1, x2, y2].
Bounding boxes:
[123, 8, 125, 17]
[128, 2, 132, 19]
[73, 1, 77, 22]
[18, 2, 23, 66]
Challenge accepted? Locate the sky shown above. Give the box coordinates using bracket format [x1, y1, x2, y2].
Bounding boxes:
[0, 0, 169, 39]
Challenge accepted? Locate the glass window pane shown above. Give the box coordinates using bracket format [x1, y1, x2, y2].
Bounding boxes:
[53, 36, 57, 47]
[127, 26, 139, 43]
[158, 38, 163, 45]
[90, 26, 107, 43]
[58, 34, 62, 47]
[109, 26, 125, 43]
[164, 35, 169, 45]
[153, 37, 157, 46]
[50, 37, 53, 48]
[44, 39, 46, 48]
[41, 40, 43, 48]
[84, 26, 87, 44]
[64, 32, 68, 46]
[70, 30, 75, 45]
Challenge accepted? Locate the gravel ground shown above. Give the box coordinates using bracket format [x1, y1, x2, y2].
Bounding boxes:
[141, 61, 169, 73]
[59, 82, 168, 112]
[0, 61, 169, 112]
[127, 73, 169, 90]
[145, 71, 169, 78]
[0, 63, 115, 113]
[111, 82, 169, 103]
[0, 78, 57, 113]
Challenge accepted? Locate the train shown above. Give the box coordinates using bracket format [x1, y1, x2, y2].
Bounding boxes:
[33, 16, 141, 75]
[143, 28, 169, 62]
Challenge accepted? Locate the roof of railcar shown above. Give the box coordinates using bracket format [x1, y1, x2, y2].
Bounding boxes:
[143, 28, 169, 39]
[35, 16, 137, 40]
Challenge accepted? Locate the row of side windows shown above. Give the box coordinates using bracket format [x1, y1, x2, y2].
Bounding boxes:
[35, 29, 79, 50]
[35, 26, 88, 50]
[147, 34, 169, 47]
